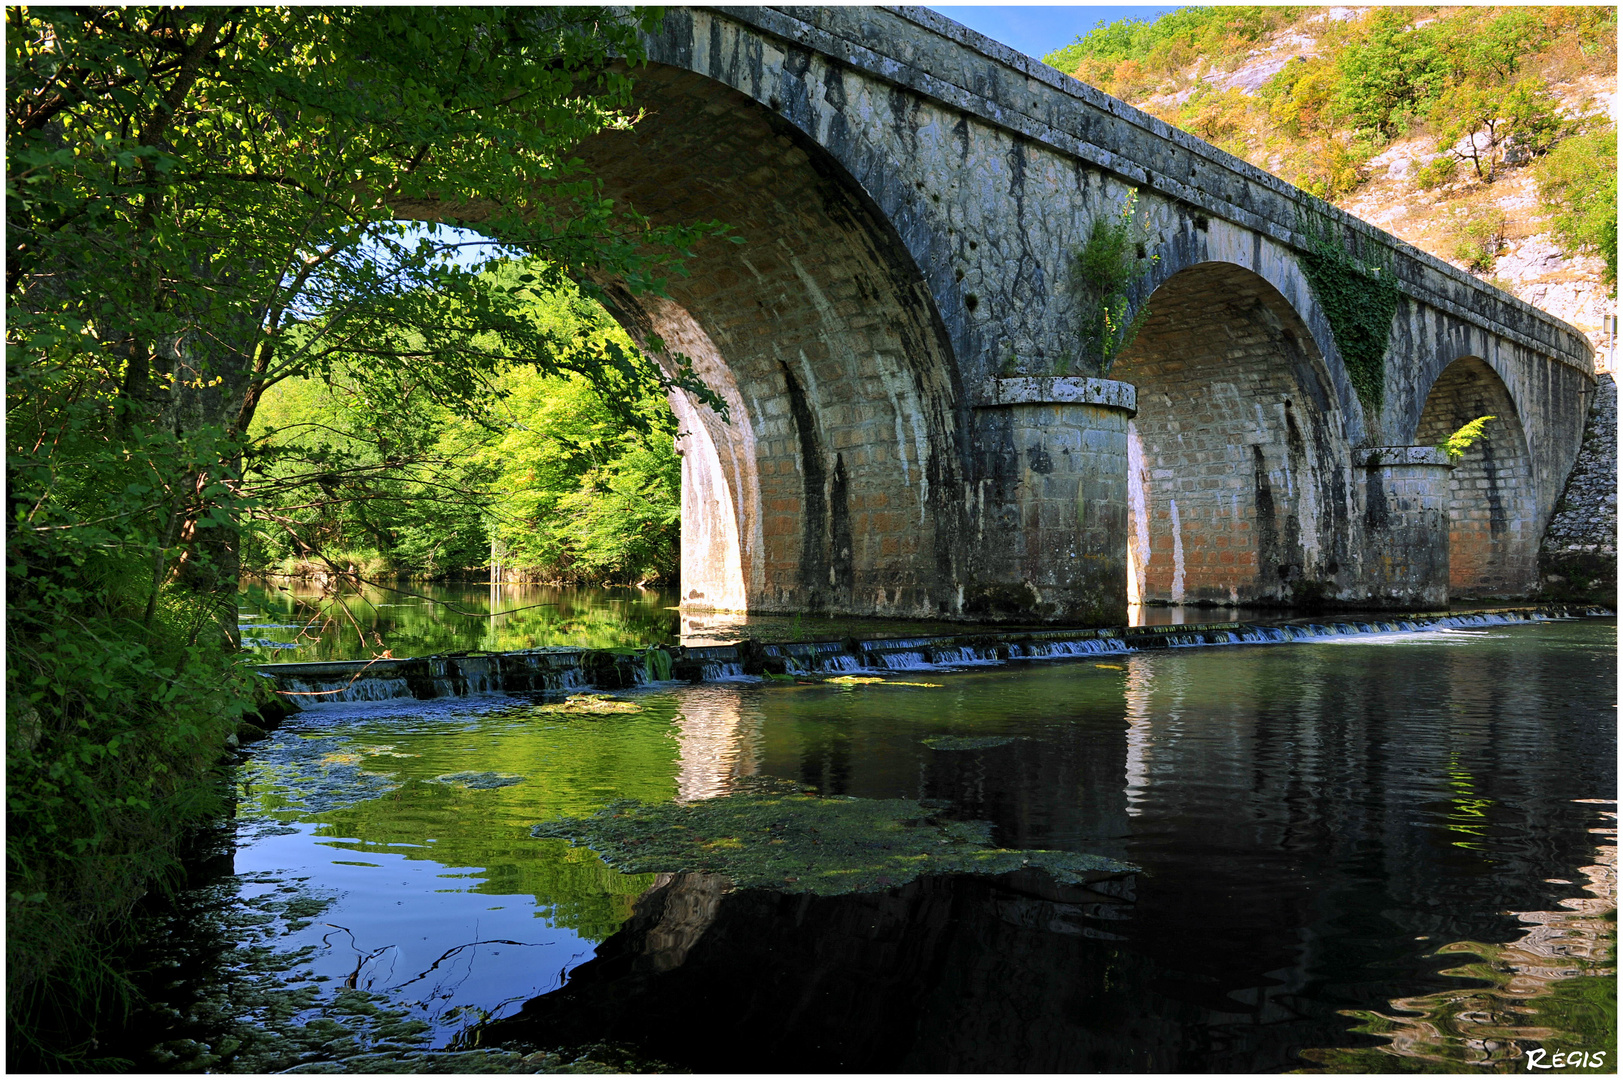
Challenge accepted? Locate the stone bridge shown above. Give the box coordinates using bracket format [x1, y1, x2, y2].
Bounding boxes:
[580, 5, 1596, 622]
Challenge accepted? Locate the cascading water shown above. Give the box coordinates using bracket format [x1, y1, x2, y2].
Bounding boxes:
[258, 606, 1607, 706]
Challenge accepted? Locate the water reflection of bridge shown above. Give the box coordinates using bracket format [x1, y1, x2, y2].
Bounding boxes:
[652, 623, 1613, 1069]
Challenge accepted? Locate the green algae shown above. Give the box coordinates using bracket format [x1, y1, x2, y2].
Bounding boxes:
[529, 793, 1136, 896]
[921, 735, 1023, 751]
[429, 771, 525, 790]
[531, 694, 641, 717]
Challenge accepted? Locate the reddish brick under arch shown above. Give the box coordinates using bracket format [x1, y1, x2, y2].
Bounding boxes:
[1414, 358, 1539, 597]
[1114, 262, 1355, 606]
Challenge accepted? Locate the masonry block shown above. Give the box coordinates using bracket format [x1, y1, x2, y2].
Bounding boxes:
[1359, 446, 1452, 608]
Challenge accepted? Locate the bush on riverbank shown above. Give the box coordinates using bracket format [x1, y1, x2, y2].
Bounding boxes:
[7, 562, 261, 1068]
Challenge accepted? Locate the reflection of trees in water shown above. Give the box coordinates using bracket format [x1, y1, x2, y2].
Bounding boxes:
[239, 579, 678, 661]
[1303, 806, 1616, 1072]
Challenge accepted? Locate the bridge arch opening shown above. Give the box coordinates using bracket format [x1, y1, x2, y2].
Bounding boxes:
[1413, 357, 1539, 597]
[575, 62, 964, 619]
[1113, 261, 1354, 608]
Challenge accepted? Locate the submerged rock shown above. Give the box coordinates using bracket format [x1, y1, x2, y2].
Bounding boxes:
[920, 735, 1023, 751]
[430, 771, 524, 791]
[530, 793, 1135, 896]
[531, 694, 641, 717]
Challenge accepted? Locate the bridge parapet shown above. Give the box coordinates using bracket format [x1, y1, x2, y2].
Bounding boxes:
[742, 6, 1593, 375]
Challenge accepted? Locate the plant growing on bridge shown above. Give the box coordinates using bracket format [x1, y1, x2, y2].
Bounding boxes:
[1437, 415, 1496, 462]
[1074, 193, 1158, 375]
[1295, 210, 1399, 416]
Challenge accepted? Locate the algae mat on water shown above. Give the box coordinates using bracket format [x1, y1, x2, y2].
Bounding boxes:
[530, 793, 1136, 895]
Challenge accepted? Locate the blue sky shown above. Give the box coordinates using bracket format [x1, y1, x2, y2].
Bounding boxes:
[929, 6, 1181, 62]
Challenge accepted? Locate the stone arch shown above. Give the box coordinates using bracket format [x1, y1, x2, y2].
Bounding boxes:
[576, 62, 966, 617]
[1138, 213, 1373, 446]
[1413, 357, 1539, 597]
[1114, 260, 1358, 606]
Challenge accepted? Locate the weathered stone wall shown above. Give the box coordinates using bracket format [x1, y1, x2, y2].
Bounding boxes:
[1539, 373, 1617, 601]
[548, 6, 1597, 620]
[1413, 359, 1540, 596]
[584, 63, 966, 617]
[1358, 448, 1452, 607]
[1116, 260, 1357, 606]
[970, 377, 1134, 622]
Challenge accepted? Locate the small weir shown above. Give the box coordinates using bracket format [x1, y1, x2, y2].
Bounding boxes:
[260, 605, 1609, 705]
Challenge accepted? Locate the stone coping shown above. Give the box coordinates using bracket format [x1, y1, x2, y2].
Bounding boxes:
[978, 376, 1136, 413]
[703, 7, 1593, 375]
[1362, 445, 1453, 468]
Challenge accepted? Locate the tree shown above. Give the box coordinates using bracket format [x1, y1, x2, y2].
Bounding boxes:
[9, 6, 722, 617]
[1431, 78, 1567, 182]
[1335, 9, 1449, 137]
[7, 7, 722, 1061]
[1535, 122, 1618, 293]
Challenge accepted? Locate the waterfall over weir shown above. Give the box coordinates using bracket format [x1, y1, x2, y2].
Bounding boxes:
[259, 606, 1610, 707]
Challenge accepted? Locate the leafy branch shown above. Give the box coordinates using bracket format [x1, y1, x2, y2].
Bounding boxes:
[1437, 415, 1495, 461]
[1073, 192, 1157, 376]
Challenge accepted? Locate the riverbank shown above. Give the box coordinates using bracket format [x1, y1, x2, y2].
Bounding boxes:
[5, 658, 295, 1072]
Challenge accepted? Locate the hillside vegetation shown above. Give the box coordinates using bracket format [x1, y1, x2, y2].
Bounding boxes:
[1044, 6, 1616, 358]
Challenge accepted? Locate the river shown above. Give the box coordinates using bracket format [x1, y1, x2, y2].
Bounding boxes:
[122, 594, 1615, 1072]
[237, 577, 1326, 659]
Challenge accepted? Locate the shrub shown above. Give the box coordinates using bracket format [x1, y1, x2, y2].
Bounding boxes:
[1415, 156, 1458, 191]
[1284, 136, 1364, 200]
[1073, 193, 1158, 375]
[1535, 123, 1618, 292]
[1449, 209, 1509, 273]
[1261, 56, 1339, 138]
[1177, 85, 1254, 145]
[7, 555, 257, 1067]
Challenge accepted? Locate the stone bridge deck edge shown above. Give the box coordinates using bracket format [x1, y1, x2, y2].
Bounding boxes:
[710, 4, 1594, 376]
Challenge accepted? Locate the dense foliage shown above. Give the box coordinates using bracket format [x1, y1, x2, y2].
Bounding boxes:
[1535, 124, 1619, 292]
[7, 6, 711, 1065]
[243, 276, 683, 586]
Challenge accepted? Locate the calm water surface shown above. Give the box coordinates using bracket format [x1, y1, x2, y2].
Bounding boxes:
[137, 618, 1615, 1072]
[238, 577, 1332, 659]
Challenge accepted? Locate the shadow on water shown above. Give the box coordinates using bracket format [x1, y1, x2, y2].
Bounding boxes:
[477, 868, 1186, 1073]
[108, 618, 1615, 1072]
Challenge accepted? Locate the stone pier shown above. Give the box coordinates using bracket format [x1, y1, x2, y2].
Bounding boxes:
[535, 6, 1596, 623]
[969, 377, 1135, 623]
[1360, 446, 1453, 608]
